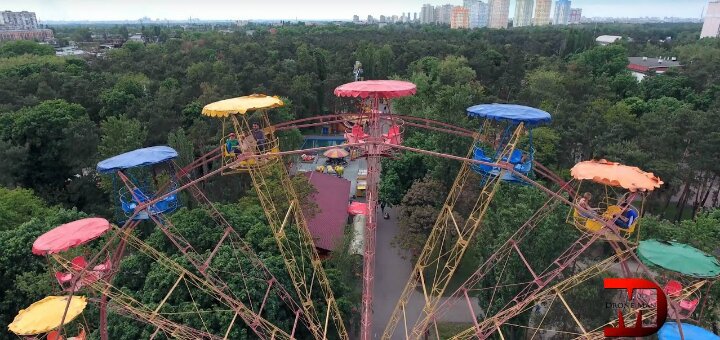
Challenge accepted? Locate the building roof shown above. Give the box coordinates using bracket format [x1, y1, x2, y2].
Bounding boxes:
[595, 35, 622, 44]
[627, 57, 682, 73]
[302, 172, 351, 252]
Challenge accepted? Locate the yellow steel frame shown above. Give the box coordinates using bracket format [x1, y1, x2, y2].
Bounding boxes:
[239, 112, 349, 340]
[383, 122, 524, 340]
[448, 248, 635, 340]
[116, 231, 290, 339]
[52, 238, 284, 340]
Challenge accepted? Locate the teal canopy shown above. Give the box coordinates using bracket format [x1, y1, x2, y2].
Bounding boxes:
[638, 240, 720, 278]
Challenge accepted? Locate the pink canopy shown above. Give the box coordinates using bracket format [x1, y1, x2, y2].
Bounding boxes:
[32, 218, 111, 256]
[348, 202, 369, 215]
[334, 80, 417, 99]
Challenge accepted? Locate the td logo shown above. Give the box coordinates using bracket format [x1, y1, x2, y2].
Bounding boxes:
[603, 278, 668, 337]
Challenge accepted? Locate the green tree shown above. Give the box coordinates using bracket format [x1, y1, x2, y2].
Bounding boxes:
[0, 188, 47, 231]
[0, 40, 55, 58]
[572, 44, 629, 78]
[1, 100, 97, 202]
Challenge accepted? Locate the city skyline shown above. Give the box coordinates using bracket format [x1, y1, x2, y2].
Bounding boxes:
[2, 0, 710, 21]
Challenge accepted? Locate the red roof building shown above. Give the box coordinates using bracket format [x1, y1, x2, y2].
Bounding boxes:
[302, 172, 351, 254]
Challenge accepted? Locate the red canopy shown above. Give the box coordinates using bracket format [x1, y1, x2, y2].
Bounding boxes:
[334, 80, 417, 99]
[348, 202, 369, 215]
[32, 218, 111, 256]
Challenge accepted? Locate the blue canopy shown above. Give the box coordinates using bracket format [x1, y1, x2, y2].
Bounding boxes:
[658, 322, 719, 340]
[466, 104, 551, 126]
[97, 146, 178, 174]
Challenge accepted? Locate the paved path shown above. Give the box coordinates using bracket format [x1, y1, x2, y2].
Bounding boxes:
[372, 207, 482, 339]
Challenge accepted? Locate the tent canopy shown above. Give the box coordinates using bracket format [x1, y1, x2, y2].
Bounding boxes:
[571, 159, 663, 192]
[32, 218, 111, 255]
[466, 104, 551, 127]
[638, 240, 720, 278]
[202, 94, 284, 117]
[8, 296, 87, 335]
[334, 80, 417, 99]
[97, 146, 177, 174]
[348, 201, 368, 215]
[658, 322, 720, 340]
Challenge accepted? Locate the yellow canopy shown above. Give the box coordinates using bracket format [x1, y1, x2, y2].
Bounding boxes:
[202, 94, 284, 117]
[9, 296, 87, 335]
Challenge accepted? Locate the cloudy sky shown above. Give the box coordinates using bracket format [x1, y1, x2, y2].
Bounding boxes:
[3, 0, 710, 21]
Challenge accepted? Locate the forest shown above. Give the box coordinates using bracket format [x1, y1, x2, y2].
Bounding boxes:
[1, 21, 719, 338]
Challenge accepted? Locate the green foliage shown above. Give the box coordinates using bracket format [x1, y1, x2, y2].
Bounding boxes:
[0, 40, 55, 58]
[0, 188, 47, 231]
[167, 128, 195, 168]
[0, 100, 98, 205]
[572, 44, 629, 77]
[98, 115, 147, 161]
[395, 176, 448, 255]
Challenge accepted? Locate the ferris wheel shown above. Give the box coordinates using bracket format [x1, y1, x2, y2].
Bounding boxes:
[8, 80, 720, 340]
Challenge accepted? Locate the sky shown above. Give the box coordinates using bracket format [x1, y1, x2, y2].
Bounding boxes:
[2, 0, 710, 21]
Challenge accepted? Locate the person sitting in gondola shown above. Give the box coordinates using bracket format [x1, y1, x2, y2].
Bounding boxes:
[226, 133, 240, 156]
[614, 201, 638, 229]
[577, 192, 598, 218]
[251, 122, 267, 153]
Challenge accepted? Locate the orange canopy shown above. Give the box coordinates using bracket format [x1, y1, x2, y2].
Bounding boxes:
[570, 159, 663, 192]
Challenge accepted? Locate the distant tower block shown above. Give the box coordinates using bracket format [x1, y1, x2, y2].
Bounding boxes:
[701, 0, 720, 38]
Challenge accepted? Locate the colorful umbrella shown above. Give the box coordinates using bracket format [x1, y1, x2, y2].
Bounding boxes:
[324, 148, 349, 159]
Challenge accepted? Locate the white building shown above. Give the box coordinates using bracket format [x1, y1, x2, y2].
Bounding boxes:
[596, 35, 622, 45]
[421, 4, 435, 24]
[534, 0, 552, 26]
[514, 0, 534, 27]
[553, 0, 572, 25]
[487, 0, 510, 28]
[701, 0, 720, 38]
[0, 11, 38, 30]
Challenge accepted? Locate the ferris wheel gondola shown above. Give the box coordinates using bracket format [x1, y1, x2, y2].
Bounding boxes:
[202, 94, 283, 174]
[568, 159, 663, 240]
[467, 103, 552, 184]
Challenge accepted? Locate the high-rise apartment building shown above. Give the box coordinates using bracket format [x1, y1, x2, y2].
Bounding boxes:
[514, 0, 534, 27]
[488, 0, 510, 28]
[353, 15, 360, 22]
[533, 0, 552, 25]
[464, 0, 480, 28]
[553, 0, 572, 25]
[478, 1, 489, 27]
[421, 4, 435, 24]
[569, 8, 582, 24]
[701, 1, 720, 38]
[435, 4, 454, 25]
[451, 6, 470, 29]
[0, 11, 38, 30]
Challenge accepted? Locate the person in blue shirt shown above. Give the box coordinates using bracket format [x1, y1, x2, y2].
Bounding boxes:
[226, 133, 240, 156]
[615, 201, 638, 229]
